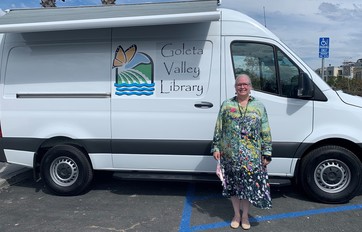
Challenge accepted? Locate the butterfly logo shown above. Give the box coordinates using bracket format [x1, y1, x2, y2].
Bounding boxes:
[112, 43, 154, 96]
[112, 44, 137, 69]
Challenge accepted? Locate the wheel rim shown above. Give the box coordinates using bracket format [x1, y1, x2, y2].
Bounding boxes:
[314, 159, 351, 193]
[49, 156, 79, 187]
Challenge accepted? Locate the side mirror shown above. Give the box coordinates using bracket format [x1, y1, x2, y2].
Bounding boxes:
[297, 72, 314, 98]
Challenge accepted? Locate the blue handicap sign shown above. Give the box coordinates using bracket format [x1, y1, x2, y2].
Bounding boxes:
[319, 53, 329, 58]
[319, 37, 329, 48]
[319, 37, 330, 58]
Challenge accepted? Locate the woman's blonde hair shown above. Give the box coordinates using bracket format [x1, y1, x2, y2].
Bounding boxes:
[235, 74, 252, 88]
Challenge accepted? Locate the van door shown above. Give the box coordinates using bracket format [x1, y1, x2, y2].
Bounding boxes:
[223, 38, 314, 176]
[110, 23, 221, 172]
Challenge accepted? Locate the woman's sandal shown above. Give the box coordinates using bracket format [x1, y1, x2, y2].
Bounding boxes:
[241, 217, 251, 230]
[230, 217, 240, 229]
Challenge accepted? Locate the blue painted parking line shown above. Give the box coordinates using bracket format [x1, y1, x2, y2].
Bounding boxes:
[179, 183, 362, 232]
[252, 204, 362, 223]
[179, 184, 195, 232]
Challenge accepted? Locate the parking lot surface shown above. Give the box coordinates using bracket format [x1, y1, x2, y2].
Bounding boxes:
[1, 173, 362, 232]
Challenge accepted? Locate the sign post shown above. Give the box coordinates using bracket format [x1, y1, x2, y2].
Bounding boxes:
[319, 37, 330, 81]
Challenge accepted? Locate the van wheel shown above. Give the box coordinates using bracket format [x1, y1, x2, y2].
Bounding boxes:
[40, 145, 93, 196]
[300, 145, 362, 203]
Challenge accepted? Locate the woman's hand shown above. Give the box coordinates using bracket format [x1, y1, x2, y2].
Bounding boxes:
[213, 151, 221, 160]
[262, 156, 271, 166]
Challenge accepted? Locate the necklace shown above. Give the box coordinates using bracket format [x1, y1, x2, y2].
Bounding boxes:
[237, 95, 249, 118]
[237, 101, 249, 120]
[237, 101, 249, 137]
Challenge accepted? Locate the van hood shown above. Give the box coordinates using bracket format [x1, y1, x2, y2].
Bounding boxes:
[336, 90, 362, 108]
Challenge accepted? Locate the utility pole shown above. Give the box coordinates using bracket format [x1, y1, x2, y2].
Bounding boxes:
[321, 58, 325, 81]
[263, 6, 267, 27]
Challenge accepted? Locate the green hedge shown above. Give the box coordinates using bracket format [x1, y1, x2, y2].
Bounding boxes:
[327, 76, 362, 97]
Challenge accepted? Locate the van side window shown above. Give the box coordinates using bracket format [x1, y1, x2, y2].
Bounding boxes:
[277, 50, 300, 98]
[231, 42, 302, 98]
[231, 42, 278, 94]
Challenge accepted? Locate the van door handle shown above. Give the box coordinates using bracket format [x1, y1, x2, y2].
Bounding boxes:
[194, 101, 213, 109]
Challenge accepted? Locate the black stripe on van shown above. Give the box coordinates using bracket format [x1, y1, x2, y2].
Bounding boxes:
[111, 139, 212, 155]
[1, 137, 305, 159]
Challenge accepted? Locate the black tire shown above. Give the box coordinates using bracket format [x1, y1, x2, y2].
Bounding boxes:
[40, 145, 93, 196]
[300, 145, 362, 203]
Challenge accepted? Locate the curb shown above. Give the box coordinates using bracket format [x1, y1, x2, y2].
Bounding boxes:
[0, 164, 33, 189]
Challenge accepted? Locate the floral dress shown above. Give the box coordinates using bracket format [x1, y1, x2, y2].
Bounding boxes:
[211, 96, 272, 209]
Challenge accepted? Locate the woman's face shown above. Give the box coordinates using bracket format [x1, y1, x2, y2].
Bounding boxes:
[235, 76, 251, 98]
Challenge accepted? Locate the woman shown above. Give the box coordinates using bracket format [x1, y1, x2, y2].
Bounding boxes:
[212, 74, 272, 230]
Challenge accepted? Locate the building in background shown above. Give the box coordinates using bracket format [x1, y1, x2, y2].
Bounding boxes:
[315, 58, 362, 80]
[341, 61, 355, 79]
[354, 59, 362, 80]
[315, 64, 342, 81]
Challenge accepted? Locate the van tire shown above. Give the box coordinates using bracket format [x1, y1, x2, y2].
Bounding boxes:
[40, 145, 93, 196]
[300, 145, 362, 203]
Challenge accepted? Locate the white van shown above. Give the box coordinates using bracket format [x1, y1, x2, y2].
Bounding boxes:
[0, 0, 361, 203]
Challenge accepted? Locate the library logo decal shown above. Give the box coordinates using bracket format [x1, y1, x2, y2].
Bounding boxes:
[112, 44, 154, 96]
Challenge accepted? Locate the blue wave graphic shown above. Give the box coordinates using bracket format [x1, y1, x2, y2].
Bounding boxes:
[115, 83, 155, 96]
[115, 83, 155, 87]
[115, 91, 154, 96]
[116, 87, 155, 91]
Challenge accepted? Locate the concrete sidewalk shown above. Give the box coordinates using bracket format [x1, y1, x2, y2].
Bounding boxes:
[0, 163, 32, 189]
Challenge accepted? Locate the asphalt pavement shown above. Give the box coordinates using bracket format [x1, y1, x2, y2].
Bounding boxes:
[0, 162, 32, 189]
[2, 170, 362, 232]
[2, 162, 362, 232]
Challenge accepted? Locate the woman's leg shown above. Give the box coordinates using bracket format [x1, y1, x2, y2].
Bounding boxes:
[241, 199, 251, 229]
[241, 199, 250, 218]
[230, 196, 241, 228]
[231, 196, 241, 218]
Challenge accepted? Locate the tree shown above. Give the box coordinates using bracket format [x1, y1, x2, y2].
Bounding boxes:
[327, 76, 362, 96]
[40, 0, 64, 7]
[101, 0, 116, 4]
[41, 0, 116, 7]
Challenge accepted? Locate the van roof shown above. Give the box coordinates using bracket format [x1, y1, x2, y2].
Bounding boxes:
[0, 0, 220, 33]
[220, 8, 280, 40]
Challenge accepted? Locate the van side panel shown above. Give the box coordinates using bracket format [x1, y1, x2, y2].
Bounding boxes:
[0, 34, 6, 162]
[0, 30, 112, 167]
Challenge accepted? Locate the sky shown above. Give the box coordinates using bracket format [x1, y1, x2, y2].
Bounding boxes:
[0, 0, 361, 70]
